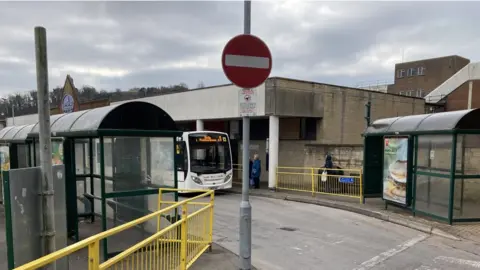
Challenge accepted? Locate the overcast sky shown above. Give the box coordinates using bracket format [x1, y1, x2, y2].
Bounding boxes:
[0, 1, 479, 95]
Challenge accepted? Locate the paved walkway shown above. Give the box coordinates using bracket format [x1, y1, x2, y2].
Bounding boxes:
[227, 184, 480, 243]
[192, 243, 256, 270]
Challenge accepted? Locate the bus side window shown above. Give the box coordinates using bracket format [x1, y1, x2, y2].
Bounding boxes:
[183, 142, 188, 171]
[175, 141, 187, 171]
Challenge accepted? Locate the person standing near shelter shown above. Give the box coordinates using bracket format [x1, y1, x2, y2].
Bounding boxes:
[251, 154, 261, 189]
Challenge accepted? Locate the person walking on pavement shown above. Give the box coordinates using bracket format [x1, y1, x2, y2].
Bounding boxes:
[251, 154, 261, 189]
[324, 153, 333, 170]
[323, 153, 334, 192]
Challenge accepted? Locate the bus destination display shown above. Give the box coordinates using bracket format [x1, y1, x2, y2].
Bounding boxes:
[195, 135, 227, 143]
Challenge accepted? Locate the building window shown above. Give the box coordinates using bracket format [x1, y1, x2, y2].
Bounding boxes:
[407, 68, 417, 77]
[405, 90, 412, 96]
[300, 118, 317, 140]
[417, 67, 425, 76]
[397, 69, 405, 78]
[399, 91, 404, 95]
[416, 89, 424, 97]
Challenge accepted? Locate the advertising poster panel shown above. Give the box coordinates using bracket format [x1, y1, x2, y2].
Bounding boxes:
[52, 140, 64, 165]
[383, 136, 409, 205]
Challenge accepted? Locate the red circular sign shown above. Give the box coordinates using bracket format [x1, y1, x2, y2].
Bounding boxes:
[221, 34, 272, 89]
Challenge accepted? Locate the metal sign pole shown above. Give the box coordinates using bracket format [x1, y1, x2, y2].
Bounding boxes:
[34, 26, 56, 270]
[239, 1, 252, 270]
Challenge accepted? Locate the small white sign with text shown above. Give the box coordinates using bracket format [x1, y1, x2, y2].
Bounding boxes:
[239, 88, 257, 116]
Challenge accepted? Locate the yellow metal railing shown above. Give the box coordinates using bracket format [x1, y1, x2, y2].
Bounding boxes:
[276, 167, 364, 203]
[14, 188, 214, 270]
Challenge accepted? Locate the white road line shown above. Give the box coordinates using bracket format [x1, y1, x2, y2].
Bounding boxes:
[414, 266, 439, 270]
[434, 256, 480, 268]
[352, 235, 427, 270]
[224, 54, 270, 69]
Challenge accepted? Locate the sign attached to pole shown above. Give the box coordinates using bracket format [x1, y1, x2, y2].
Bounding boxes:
[223, 5, 273, 269]
[221, 34, 272, 89]
[238, 88, 257, 116]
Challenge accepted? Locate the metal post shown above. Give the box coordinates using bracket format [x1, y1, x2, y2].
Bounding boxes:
[448, 133, 457, 225]
[239, 1, 252, 270]
[364, 101, 371, 128]
[34, 26, 56, 269]
[89, 138, 95, 223]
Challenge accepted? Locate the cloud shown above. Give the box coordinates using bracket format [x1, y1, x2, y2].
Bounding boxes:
[0, 1, 479, 94]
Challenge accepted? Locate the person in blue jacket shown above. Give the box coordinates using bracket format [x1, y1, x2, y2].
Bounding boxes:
[251, 154, 261, 189]
[249, 157, 254, 187]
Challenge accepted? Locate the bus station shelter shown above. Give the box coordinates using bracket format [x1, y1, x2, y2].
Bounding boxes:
[363, 109, 480, 224]
[1, 101, 183, 262]
[0, 124, 36, 204]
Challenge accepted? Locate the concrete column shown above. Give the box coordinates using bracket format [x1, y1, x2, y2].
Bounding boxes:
[268, 115, 279, 189]
[468, 81, 473, 109]
[196, 119, 204, 131]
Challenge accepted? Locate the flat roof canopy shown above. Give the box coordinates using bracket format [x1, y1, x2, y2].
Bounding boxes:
[364, 108, 480, 136]
[0, 101, 180, 143]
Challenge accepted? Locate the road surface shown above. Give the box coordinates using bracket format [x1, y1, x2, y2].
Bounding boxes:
[209, 192, 480, 270]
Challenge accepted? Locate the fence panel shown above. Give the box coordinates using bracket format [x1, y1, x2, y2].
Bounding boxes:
[276, 167, 363, 203]
[14, 188, 214, 270]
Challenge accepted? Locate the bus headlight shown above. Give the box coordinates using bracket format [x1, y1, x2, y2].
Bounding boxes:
[192, 176, 202, 185]
[224, 174, 232, 183]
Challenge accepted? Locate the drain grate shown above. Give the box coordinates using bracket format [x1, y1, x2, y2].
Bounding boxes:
[278, 227, 298, 232]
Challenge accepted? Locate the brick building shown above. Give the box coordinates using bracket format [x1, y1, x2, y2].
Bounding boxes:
[388, 55, 470, 98]
[424, 61, 480, 112]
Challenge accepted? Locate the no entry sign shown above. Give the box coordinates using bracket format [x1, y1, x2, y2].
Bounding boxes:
[222, 34, 272, 89]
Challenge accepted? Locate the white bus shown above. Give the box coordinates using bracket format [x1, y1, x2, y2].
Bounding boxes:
[175, 131, 233, 192]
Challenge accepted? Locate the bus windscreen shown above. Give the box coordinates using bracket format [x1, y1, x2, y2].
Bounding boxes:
[188, 133, 231, 174]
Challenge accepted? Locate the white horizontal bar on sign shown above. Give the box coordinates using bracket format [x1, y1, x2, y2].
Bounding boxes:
[225, 54, 270, 69]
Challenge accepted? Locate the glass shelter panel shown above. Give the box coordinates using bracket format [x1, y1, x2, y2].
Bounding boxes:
[75, 140, 89, 175]
[35, 140, 64, 166]
[453, 177, 480, 219]
[75, 139, 92, 217]
[415, 135, 453, 219]
[456, 134, 480, 175]
[1, 145, 10, 171]
[101, 136, 175, 193]
[102, 136, 176, 257]
[415, 174, 451, 219]
[0, 145, 9, 203]
[416, 135, 452, 174]
[104, 138, 113, 179]
[150, 137, 175, 187]
[453, 134, 480, 219]
[17, 144, 29, 168]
